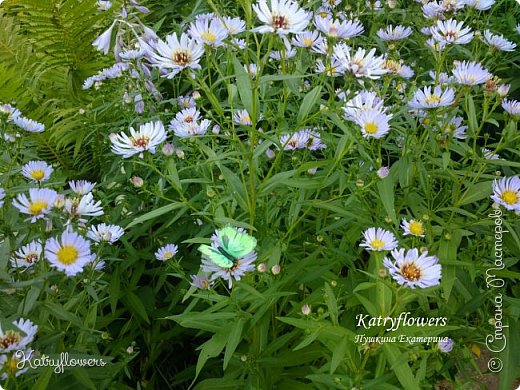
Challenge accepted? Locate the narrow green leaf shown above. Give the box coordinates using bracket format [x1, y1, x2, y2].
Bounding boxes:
[125, 202, 185, 228]
[297, 86, 322, 123]
[123, 291, 150, 324]
[330, 337, 348, 374]
[456, 180, 493, 206]
[223, 318, 245, 369]
[324, 283, 338, 326]
[377, 177, 397, 224]
[383, 344, 418, 390]
[233, 57, 253, 117]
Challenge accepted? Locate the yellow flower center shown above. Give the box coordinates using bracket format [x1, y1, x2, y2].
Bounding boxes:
[500, 190, 518, 205]
[56, 245, 79, 265]
[28, 201, 48, 215]
[172, 51, 191, 66]
[365, 122, 379, 134]
[303, 38, 313, 46]
[132, 136, 150, 148]
[162, 251, 173, 260]
[201, 31, 217, 42]
[0, 330, 21, 349]
[409, 220, 425, 236]
[425, 95, 442, 105]
[370, 239, 385, 250]
[31, 170, 45, 180]
[401, 263, 421, 281]
[5, 356, 20, 377]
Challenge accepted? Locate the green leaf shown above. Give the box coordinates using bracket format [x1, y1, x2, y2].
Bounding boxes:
[123, 291, 150, 324]
[223, 318, 245, 369]
[330, 337, 348, 374]
[324, 283, 339, 326]
[456, 180, 493, 206]
[233, 56, 254, 118]
[195, 328, 230, 381]
[377, 177, 397, 224]
[125, 202, 186, 229]
[297, 86, 322, 123]
[383, 344, 418, 390]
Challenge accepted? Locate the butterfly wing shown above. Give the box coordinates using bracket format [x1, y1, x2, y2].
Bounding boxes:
[198, 244, 234, 268]
[218, 226, 257, 259]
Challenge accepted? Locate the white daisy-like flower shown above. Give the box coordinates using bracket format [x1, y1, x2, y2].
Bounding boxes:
[360, 227, 398, 251]
[482, 148, 499, 160]
[222, 16, 246, 35]
[0, 187, 5, 207]
[234, 109, 253, 126]
[429, 71, 453, 84]
[144, 33, 204, 78]
[440, 0, 465, 12]
[190, 274, 214, 289]
[401, 219, 425, 237]
[189, 16, 228, 47]
[21, 161, 53, 182]
[0, 318, 38, 353]
[251, 0, 311, 35]
[155, 243, 179, 261]
[354, 109, 392, 139]
[244, 63, 258, 77]
[377, 25, 413, 41]
[502, 99, 520, 116]
[342, 90, 387, 122]
[315, 57, 344, 77]
[482, 30, 516, 52]
[111, 121, 167, 158]
[313, 15, 364, 39]
[178, 95, 196, 109]
[10, 240, 42, 269]
[333, 43, 388, 79]
[291, 30, 323, 48]
[65, 192, 103, 220]
[464, 0, 494, 10]
[12, 116, 45, 132]
[409, 85, 455, 109]
[172, 119, 211, 137]
[431, 19, 474, 45]
[422, 2, 445, 20]
[382, 60, 414, 79]
[0, 351, 31, 379]
[87, 223, 125, 244]
[0, 103, 21, 121]
[12, 188, 58, 222]
[444, 116, 467, 139]
[491, 176, 520, 211]
[279, 129, 326, 150]
[383, 248, 441, 289]
[69, 180, 96, 196]
[45, 230, 95, 276]
[452, 61, 491, 86]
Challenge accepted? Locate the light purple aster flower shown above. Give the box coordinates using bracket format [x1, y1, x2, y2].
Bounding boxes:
[491, 176, 520, 211]
[502, 99, 520, 116]
[409, 85, 455, 109]
[452, 61, 491, 86]
[155, 243, 179, 261]
[482, 30, 516, 51]
[383, 248, 442, 289]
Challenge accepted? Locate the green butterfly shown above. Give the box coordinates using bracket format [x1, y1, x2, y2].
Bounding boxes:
[198, 226, 257, 268]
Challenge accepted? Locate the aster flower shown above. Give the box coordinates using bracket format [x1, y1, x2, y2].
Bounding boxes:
[384, 248, 441, 289]
[333, 43, 387, 79]
[190, 274, 213, 289]
[251, 0, 311, 35]
[377, 25, 413, 41]
[12, 188, 58, 222]
[313, 15, 364, 39]
[377, 166, 389, 178]
[431, 19, 473, 45]
[342, 90, 387, 122]
[10, 240, 42, 269]
[482, 148, 499, 160]
[422, 2, 445, 20]
[87, 223, 125, 244]
[291, 30, 323, 48]
[119, 48, 145, 61]
[69, 180, 96, 196]
[111, 121, 167, 158]
[409, 85, 455, 109]
[464, 0, 494, 10]
[21, 161, 53, 182]
[0, 319, 38, 353]
[96, 0, 112, 11]
[443, 116, 467, 139]
[222, 16, 246, 35]
[452, 61, 491, 86]
[483, 30, 517, 52]
[170, 107, 202, 128]
[360, 227, 398, 251]
[178, 95, 196, 109]
[234, 109, 253, 126]
[189, 16, 228, 47]
[440, 0, 465, 12]
[45, 230, 95, 276]
[429, 70, 453, 84]
[382, 60, 414, 78]
[155, 243, 179, 261]
[315, 58, 344, 77]
[401, 219, 425, 237]
[65, 192, 104, 220]
[0, 187, 5, 207]
[438, 338, 454, 352]
[144, 32, 204, 78]
[491, 176, 520, 211]
[172, 119, 211, 137]
[12, 116, 45, 132]
[354, 109, 392, 139]
[279, 129, 326, 150]
[0, 103, 21, 120]
[244, 63, 258, 77]
[269, 38, 296, 60]
[502, 99, 520, 116]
